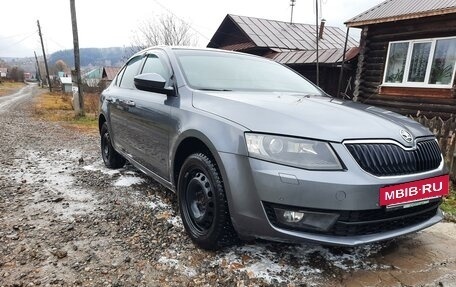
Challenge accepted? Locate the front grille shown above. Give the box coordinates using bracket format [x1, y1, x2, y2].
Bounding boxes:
[263, 200, 440, 236]
[345, 139, 442, 176]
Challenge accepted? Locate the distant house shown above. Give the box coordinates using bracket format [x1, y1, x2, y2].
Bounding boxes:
[208, 14, 359, 96]
[60, 76, 72, 93]
[101, 66, 120, 88]
[0, 67, 7, 79]
[82, 67, 103, 88]
[346, 0, 456, 118]
[24, 72, 32, 81]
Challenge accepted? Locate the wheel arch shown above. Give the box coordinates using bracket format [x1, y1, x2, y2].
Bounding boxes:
[171, 131, 225, 188]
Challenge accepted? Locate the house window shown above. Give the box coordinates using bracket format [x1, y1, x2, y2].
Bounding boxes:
[385, 42, 408, 83]
[430, 38, 456, 85]
[408, 42, 431, 83]
[383, 37, 456, 88]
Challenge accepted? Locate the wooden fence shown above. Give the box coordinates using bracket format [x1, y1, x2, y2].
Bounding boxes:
[411, 115, 456, 180]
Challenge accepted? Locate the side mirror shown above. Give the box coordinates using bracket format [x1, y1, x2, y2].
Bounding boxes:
[134, 73, 175, 96]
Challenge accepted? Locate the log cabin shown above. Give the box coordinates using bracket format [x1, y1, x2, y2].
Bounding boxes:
[346, 0, 456, 118]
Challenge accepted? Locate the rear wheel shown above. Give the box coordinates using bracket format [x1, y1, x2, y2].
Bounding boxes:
[100, 122, 126, 169]
[178, 153, 238, 250]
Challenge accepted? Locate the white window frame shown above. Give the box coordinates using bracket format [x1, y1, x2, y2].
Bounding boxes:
[382, 36, 456, 89]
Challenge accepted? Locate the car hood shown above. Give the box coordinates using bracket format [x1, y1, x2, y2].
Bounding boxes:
[192, 91, 433, 145]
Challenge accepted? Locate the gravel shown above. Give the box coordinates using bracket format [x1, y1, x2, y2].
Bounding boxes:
[1, 85, 455, 287]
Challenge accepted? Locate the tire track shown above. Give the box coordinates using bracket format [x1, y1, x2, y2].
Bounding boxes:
[0, 83, 36, 113]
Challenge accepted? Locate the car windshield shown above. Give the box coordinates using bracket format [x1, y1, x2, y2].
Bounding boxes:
[174, 49, 323, 94]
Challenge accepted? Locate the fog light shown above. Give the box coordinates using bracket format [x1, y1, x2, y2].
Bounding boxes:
[273, 207, 339, 232]
[282, 210, 304, 223]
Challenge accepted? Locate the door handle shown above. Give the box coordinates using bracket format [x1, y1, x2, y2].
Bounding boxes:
[124, 100, 136, 107]
[106, 97, 117, 103]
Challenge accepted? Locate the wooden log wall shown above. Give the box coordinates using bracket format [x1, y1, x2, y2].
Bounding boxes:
[355, 14, 456, 119]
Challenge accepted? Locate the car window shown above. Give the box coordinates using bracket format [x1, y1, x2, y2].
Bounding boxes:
[141, 54, 170, 80]
[119, 56, 143, 89]
[174, 49, 323, 94]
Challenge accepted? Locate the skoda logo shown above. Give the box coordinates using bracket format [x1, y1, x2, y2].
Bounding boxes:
[400, 129, 413, 143]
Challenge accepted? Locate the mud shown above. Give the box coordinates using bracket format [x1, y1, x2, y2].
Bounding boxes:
[0, 84, 455, 286]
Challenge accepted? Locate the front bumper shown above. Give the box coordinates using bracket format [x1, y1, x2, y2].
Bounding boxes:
[218, 149, 446, 246]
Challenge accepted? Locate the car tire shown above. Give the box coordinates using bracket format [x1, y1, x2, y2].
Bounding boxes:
[100, 122, 126, 169]
[178, 153, 238, 250]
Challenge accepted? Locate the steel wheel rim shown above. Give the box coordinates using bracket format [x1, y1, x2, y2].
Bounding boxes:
[185, 170, 215, 234]
[102, 132, 111, 161]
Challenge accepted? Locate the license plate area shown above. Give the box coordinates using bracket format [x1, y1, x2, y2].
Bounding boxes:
[380, 175, 449, 207]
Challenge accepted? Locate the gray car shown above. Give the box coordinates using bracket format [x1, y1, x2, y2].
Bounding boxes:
[99, 47, 449, 250]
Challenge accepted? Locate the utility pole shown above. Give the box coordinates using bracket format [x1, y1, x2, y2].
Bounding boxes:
[290, 0, 296, 24]
[37, 20, 52, 92]
[315, 0, 320, 86]
[70, 0, 84, 116]
[33, 51, 42, 87]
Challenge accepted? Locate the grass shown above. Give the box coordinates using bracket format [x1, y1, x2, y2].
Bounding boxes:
[34, 91, 99, 133]
[441, 186, 456, 221]
[0, 81, 26, 96]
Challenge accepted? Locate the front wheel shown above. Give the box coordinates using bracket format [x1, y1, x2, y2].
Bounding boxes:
[100, 122, 126, 169]
[177, 153, 238, 250]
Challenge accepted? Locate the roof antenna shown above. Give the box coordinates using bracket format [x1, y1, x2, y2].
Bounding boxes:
[290, 0, 296, 24]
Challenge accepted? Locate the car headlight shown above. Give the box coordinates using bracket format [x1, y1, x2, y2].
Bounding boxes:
[245, 133, 343, 170]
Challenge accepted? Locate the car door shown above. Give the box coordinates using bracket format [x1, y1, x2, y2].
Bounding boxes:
[107, 55, 144, 157]
[121, 51, 173, 180]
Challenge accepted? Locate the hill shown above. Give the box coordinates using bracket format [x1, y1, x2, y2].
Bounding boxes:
[49, 47, 133, 68]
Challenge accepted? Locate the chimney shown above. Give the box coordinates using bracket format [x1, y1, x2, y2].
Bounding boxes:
[319, 19, 326, 40]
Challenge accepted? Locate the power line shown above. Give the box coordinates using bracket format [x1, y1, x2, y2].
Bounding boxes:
[0, 31, 37, 52]
[47, 37, 68, 50]
[151, 0, 211, 41]
[0, 32, 34, 40]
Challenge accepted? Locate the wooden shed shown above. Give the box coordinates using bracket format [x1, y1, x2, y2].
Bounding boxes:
[100, 66, 120, 90]
[208, 14, 359, 97]
[346, 0, 456, 118]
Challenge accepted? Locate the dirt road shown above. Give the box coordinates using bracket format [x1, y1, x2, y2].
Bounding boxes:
[1, 85, 455, 286]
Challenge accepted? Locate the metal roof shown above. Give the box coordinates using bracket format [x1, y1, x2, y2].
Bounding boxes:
[209, 14, 358, 51]
[267, 47, 360, 65]
[346, 0, 456, 27]
[60, 76, 72, 85]
[83, 67, 102, 79]
[102, 67, 120, 81]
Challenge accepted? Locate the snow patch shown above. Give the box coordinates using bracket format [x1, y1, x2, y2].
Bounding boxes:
[167, 216, 183, 228]
[146, 197, 182, 228]
[216, 242, 387, 284]
[83, 162, 120, 176]
[147, 199, 169, 210]
[113, 176, 145, 187]
[158, 256, 197, 277]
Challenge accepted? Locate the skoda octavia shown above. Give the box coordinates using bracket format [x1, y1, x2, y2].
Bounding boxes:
[99, 47, 449, 250]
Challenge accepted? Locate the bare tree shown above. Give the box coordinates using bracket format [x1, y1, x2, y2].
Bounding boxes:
[8, 67, 25, 82]
[131, 14, 197, 53]
[54, 60, 68, 73]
